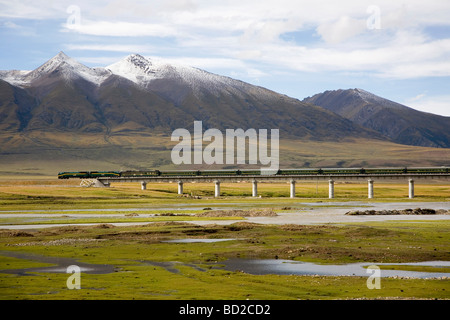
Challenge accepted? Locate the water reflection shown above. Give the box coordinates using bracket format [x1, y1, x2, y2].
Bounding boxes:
[0, 250, 116, 275]
[221, 259, 450, 279]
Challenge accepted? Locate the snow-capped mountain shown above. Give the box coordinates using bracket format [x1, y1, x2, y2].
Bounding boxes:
[0, 52, 264, 98]
[0, 51, 111, 87]
[6, 51, 449, 148]
[0, 51, 376, 140]
[105, 53, 264, 98]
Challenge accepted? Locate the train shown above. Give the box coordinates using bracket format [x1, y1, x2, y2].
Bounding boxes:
[58, 167, 449, 179]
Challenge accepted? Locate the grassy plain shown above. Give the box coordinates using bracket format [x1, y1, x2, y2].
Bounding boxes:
[0, 178, 448, 300]
[0, 179, 448, 210]
[2, 136, 450, 177]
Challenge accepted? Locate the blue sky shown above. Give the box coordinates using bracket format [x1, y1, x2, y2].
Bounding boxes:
[1, 0, 449, 116]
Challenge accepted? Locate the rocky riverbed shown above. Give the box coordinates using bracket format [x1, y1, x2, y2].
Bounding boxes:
[345, 208, 450, 215]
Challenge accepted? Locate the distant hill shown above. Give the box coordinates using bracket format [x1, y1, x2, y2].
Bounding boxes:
[303, 88, 450, 148]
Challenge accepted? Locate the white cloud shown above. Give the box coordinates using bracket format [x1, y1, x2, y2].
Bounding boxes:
[73, 56, 124, 66]
[165, 57, 246, 70]
[405, 94, 450, 116]
[1, 21, 36, 36]
[237, 29, 450, 79]
[3, 0, 450, 81]
[63, 20, 179, 37]
[409, 93, 426, 102]
[316, 16, 367, 44]
[65, 44, 155, 53]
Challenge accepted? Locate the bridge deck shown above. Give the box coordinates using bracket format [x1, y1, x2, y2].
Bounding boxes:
[96, 173, 450, 183]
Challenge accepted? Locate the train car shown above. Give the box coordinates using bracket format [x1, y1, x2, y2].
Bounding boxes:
[363, 167, 406, 175]
[404, 167, 449, 174]
[159, 170, 201, 176]
[321, 168, 364, 175]
[88, 171, 121, 178]
[58, 172, 91, 179]
[199, 170, 240, 176]
[277, 169, 321, 175]
[120, 170, 160, 177]
[237, 169, 263, 176]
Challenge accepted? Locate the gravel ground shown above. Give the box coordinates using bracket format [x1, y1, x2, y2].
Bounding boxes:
[1, 201, 449, 229]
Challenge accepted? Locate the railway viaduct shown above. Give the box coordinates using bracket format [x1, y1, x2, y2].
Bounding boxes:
[88, 171, 450, 199]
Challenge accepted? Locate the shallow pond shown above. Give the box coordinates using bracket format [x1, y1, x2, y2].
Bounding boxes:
[0, 250, 116, 275]
[161, 238, 236, 243]
[220, 259, 450, 279]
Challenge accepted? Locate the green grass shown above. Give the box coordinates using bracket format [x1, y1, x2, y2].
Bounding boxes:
[0, 220, 449, 300]
[0, 179, 448, 300]
[0, 180, 448, 212]
[375, 265, 450, 273]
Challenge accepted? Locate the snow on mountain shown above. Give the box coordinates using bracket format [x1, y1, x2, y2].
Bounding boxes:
[27, 51, 112, 85]
[0, 52, 111, 87]
[0, 70, 31, 86]
[0, 52, 265, 99]
[105, 53, 250, 96]
[1, 52, 240, 94]
[105, 54, 161, 84]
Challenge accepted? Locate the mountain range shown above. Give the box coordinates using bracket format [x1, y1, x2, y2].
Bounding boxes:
[0, 52, 449, 175]
[0, 51, 373, 139]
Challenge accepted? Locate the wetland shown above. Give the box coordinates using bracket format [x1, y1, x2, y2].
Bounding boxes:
[0, 179, 448, 300]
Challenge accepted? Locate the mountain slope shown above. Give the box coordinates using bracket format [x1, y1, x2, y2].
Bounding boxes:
[0, 80, 35, 132]
[0, 52, 379, 140]
[303, 88, 450, 148]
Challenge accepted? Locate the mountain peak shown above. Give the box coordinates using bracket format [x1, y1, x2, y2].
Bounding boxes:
[54, 51, 70, 60]
[34, 51, 75, 73]
[352, 88, 369, 95]
[348, 88, 410, 110]
[106, 53, 159, 84]
[126, 53, 150, 63]
[21, 52, 111, 86]
[351, 88, 379, 102]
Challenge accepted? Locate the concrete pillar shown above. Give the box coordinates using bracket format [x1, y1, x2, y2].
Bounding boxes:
[328, 180, 334, 199]
[290, 180, 296, 198]
[408, 179, 414, 199]
[368, 179, 374, 199]
[252, 180, 258, 197]
[94, 179, 110, 188]
[141, 181, 147, 190]
[178, 181, 184, 195]
[214, 180, 220, 197]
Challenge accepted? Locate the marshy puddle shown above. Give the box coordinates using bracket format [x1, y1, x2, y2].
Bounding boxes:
[138, 260, 205, 274]
[161, 238, 236, 243]
[220, 259, 450, 279]
[0, 250, 116, 275]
